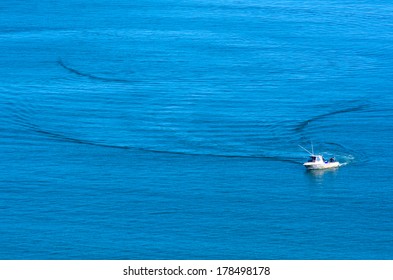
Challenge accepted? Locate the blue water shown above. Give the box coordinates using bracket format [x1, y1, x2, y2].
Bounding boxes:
[1, 0, 393, 259]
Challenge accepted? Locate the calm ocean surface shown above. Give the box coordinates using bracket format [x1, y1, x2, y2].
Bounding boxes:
[0, 0, 392, 259]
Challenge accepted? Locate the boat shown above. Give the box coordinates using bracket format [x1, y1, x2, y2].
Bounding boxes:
[299, 145, 340, 170]
[303, 154, 340, 170]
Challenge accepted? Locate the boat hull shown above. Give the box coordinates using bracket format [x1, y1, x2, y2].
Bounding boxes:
[303, 162, 340, 170]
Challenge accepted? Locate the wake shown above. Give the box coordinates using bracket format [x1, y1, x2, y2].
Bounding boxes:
[57, 58, 131, 83]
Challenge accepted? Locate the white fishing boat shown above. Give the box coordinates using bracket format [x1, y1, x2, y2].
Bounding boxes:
[299, 144, 340, 170]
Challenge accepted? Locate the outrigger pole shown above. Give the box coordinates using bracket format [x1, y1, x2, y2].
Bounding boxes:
[299, 144, 313, 155]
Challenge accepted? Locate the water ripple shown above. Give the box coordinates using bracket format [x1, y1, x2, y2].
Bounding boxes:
[57, 58, 133, 83]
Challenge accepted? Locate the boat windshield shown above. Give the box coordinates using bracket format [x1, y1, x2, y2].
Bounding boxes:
[309, 156, 316, 162]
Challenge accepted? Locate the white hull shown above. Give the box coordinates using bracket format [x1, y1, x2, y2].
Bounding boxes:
[303, 161, 340, 170]
[300, 146, 341, 170]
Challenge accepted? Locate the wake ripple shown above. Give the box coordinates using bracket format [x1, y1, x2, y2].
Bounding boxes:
[57, 58, 132, 83]
[294, 103, 369, 133]
[21, 120, 300, 164]
[7, 85, 369, 166]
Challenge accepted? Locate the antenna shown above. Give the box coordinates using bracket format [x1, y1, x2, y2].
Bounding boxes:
[299, 145, 313, 155]
[311, 142, 314, 155]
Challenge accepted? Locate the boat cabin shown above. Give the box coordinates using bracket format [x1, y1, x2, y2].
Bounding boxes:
[301, 145, 339, 169]
[308, 155, 326, 163]
[308, 155, 336, 164]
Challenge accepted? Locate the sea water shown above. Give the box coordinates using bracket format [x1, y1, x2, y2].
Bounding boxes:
[0, 0, 392, 259]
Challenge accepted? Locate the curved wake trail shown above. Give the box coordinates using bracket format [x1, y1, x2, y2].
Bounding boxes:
[294, 103, 369, 133]
[16, 101, 369, 165]
[10, 82, 368, 167]
[293, 102, 375, 167]
[22, 120, 300, 164]
[57, 58, 132, 83]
